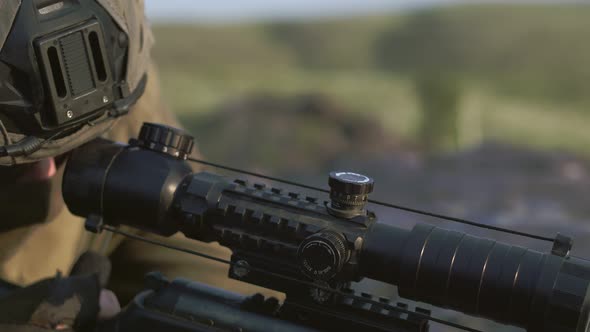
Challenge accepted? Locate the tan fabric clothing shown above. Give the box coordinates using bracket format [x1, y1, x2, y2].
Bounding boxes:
[0, 62, 275, 302]
[97, 0, 154, 94]
[0, 62, 171, 286]
[0, 0, 274, 301]
[0, 204, 87, 285]
[0, 0, 21, 52]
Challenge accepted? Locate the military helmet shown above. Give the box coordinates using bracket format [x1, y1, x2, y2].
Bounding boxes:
[0, 0, 152, 165]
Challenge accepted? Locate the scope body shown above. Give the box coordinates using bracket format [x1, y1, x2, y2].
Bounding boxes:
[63, 135, 590, 332]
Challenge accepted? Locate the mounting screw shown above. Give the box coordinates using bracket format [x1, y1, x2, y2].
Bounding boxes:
[309, 280, 332, 303]
[84, 214, 104, 233]
[232, 260, 250, 278]
[354, 236, 364, 251]
[66, 110, 74, 118]
[552, 233, 573, 257]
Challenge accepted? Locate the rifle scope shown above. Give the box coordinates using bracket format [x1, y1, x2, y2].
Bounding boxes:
[63, 123, 590, 332]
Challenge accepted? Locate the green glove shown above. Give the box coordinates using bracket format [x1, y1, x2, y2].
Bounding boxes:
[0, 251, 114, 331]
[0, 274, 101, 331]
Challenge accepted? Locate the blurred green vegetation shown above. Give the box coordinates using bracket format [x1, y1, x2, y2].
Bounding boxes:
[152, 4, 590, 157]
[415, 75, 462, 153]
[375, 5, 590, 105]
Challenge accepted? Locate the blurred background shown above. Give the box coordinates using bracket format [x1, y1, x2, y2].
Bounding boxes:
[144, 1, 590, 331]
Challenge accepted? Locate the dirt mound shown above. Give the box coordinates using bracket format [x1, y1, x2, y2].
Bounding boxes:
[182, 93, 414, 175]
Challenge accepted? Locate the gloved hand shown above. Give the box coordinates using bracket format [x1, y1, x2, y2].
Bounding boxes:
[0, 252, 120, 331]
[70, 251, 121, 322]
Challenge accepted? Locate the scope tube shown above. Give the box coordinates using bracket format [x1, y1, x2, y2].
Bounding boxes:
[361, 222, 590, 332]
[63, 138, 193, 236]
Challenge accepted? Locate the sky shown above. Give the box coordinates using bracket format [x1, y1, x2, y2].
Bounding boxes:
[144, 0, 453, 23]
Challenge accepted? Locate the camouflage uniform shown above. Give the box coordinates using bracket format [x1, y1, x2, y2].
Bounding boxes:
[0, 0, 269, 308]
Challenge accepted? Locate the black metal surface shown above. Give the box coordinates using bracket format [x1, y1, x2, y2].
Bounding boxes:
[102, 270, 429, 332]
[188, 156, 555, 243]
[327, 171, 374, 219]
[298, 231, 349, 280]
[100, 275, 317, 332]
[361, 223, 590, 331]
[0, 278, 19, 300]
[552, 233, 573, 257]
[63, 138, 193, 236]
[131, 122, 195, 160]
[328, 171, 374, 195]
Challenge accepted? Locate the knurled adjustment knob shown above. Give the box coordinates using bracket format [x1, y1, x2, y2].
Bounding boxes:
[328, 171, 374, 219]
[133, 122, 194, 160]
[298, 231, 349, 280]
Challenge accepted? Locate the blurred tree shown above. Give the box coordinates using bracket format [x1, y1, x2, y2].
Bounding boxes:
[265, 19, 389, 70]
[374, 6, 590, 106]
[415, 75, 462, 153]
[375, 11, 460, 74]
[179, 93, 408, 174]
[375, 11, 464, 153]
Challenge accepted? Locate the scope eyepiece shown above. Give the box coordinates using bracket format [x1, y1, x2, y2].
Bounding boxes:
[63, 124, 194, 235]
